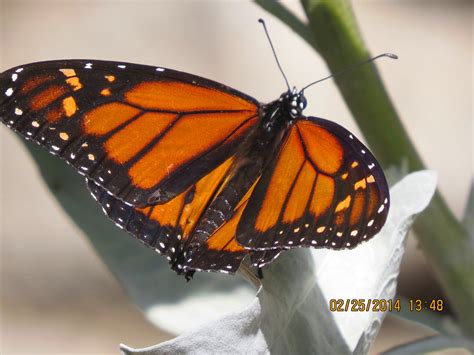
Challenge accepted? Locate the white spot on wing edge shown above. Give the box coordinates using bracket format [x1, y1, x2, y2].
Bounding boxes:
[378, 204, 385, 213]
[11, 73, 18, 82]
[117, 64, 126, 69]
[155, 67, 165, 72]
[15, 108, 23, 115]
[15, 68, 24, 73]
[5, 88, 14, 96]
[84, 63, 93, 69]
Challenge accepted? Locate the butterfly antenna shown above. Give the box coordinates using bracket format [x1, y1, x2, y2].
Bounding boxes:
[300, 53, 398, 93]
[258, 19, 291, 91]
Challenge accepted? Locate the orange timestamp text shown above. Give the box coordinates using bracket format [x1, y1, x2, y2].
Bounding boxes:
[329, 299, 444, 312]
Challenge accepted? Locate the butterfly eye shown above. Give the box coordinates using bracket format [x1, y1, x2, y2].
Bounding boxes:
[298, 95, 307, 110]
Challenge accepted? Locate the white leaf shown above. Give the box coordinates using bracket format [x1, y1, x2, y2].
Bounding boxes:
[121, 171, 437, 354]
[99, 241, 255, 335]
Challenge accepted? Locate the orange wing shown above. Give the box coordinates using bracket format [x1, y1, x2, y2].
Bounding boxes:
[88, 157, 279, 275]
[1, 60, 258, 207]
[182, 178, 280, 273]
[87, 157, 235, 265]
[237, 117, 390, 251]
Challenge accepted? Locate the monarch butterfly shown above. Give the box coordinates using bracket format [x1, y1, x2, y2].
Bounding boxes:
[0, 21, 392, 280]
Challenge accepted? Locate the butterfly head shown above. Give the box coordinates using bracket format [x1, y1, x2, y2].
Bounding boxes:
[278, 87, 307, 118]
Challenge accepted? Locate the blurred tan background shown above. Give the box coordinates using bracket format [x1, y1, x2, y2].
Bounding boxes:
[0, 0, 472, 354]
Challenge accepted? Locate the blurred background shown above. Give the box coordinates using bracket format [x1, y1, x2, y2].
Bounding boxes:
[0, 0, 472, 353]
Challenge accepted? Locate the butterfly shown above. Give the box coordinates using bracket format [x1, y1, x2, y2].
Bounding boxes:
[0, 55, 390, 280]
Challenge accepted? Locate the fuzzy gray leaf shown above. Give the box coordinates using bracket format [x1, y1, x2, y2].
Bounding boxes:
[121, 171, 437, 354]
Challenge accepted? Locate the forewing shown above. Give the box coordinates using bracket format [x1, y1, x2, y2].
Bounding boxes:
[237, 117, 390, 251]
[0, 60, 258, 207]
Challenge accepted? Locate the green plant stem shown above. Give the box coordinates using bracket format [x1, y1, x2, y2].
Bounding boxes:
[255, 0, 474, 338]
[255, 0, 320, 51]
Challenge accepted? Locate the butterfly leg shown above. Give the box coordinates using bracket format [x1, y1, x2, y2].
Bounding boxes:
[185, 270, 195, 282]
